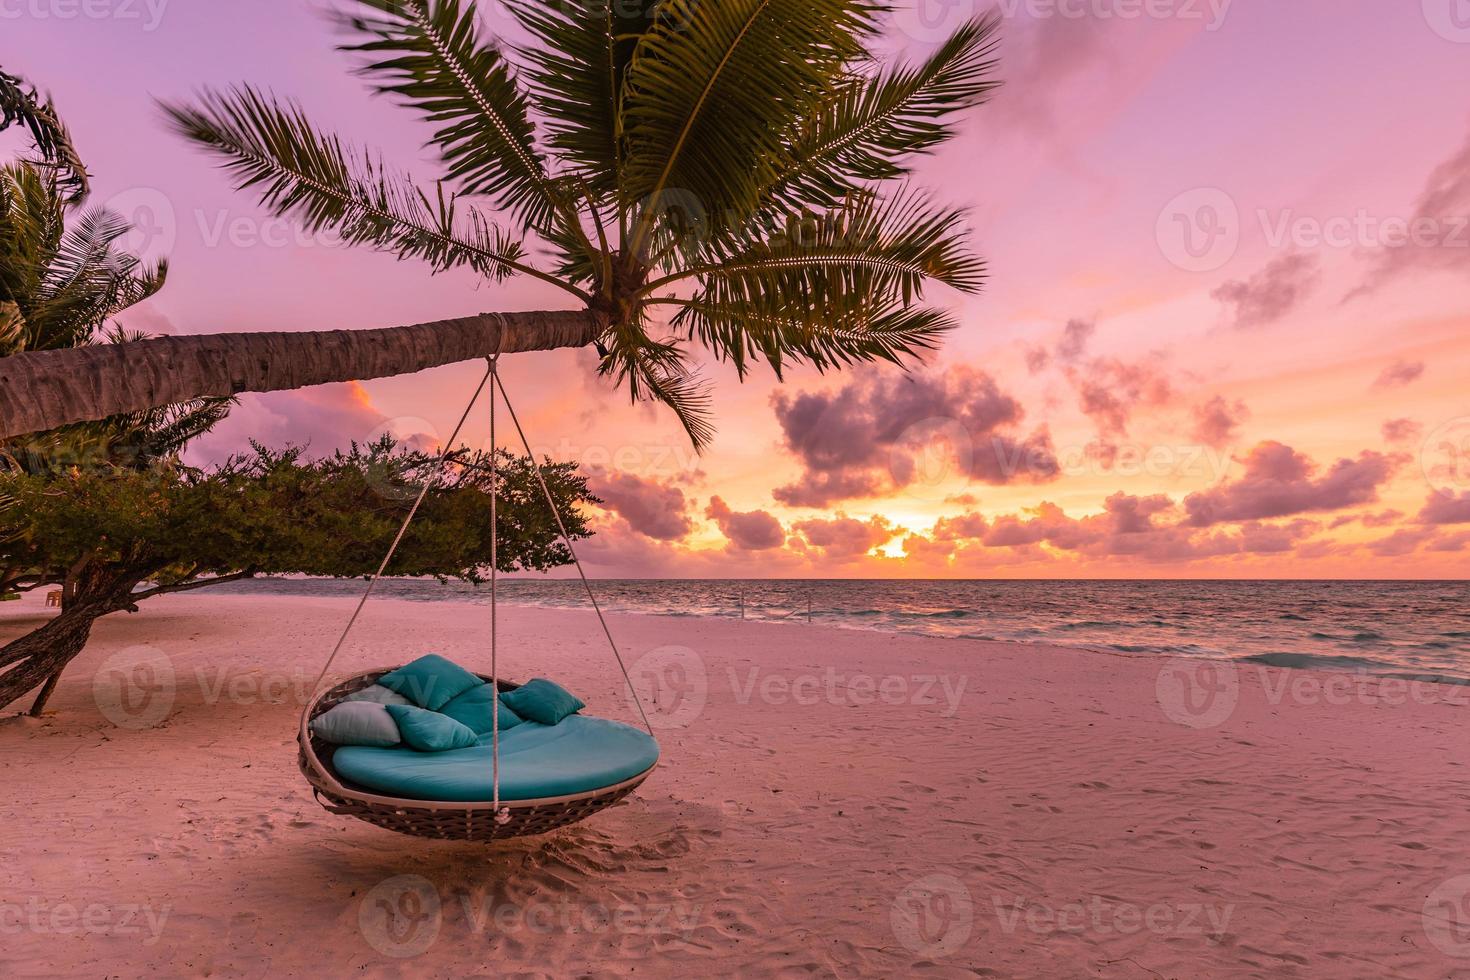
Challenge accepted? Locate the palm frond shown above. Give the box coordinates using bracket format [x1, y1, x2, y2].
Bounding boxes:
[598, 321, 715, 450]
[662, 189, 984, 304]
[334, 0, 565, 235]
[0, 68, 90, 204]
[763, 16, 1001, 211]
[670, 293, 953, 378]
[0, 300, 20, 354]
[620, 0, 879, 255]
[160, 86, 540, 285]
[1, 175, 166, 354]
[0, 163, 66, 314]
[506, 0, 657, 205]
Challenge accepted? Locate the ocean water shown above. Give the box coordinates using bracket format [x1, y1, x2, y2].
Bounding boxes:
[215, 578, 1470, 683]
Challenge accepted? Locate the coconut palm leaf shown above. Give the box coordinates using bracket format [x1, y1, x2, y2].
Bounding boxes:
[596, 321, 714, 450]
[334, 0, 569, 238]
[0, 68, 89, 205]
[160, 86, 551, 289]
[666, 293, 954, 379]
[762, 16, 1001, 211]
[504, 0, 652, 205]
[663, 190, 984, 309]
[619, 0, 878, 255]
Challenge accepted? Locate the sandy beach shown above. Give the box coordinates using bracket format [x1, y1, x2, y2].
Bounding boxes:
[3, 591, 1468, 978]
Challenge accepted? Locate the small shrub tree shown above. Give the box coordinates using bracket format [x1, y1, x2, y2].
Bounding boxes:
[0, 438, 595, 713]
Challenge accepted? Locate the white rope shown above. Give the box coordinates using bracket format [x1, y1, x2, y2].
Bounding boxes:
[492, 371, 655, 737]
[488, 345, 510, 826]
[311, 361, 495, 696]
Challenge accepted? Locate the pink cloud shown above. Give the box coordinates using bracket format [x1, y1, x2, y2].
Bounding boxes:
[793, 515, 899, 560]
[705, 496, 785, 551]
[1211, 253, 1320, 329]
[1191, 395, 1249, 448]
[1418, 491, 1470, 526]
[1366, 527, 1435, 557]
[1353, 129, 1470, 295]
[1381, 418, 1423, 444]
[185, 382, 433, 466]
[910, 494, 1320, 565]
[771, 365, 1058, 507]
[588, 469, 694, 541]
[1067, 354, 1175, 442]
[1183, 442, 1400, 527]
[1372, 359, 1426, 389]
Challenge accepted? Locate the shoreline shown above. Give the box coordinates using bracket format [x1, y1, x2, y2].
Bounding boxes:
[3, 591, 1468, 976]
[208, 576, 1470, 686]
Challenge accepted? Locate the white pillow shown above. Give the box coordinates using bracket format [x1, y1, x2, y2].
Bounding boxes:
[310, 701, 402, 746]
[342, 683, 412, 706]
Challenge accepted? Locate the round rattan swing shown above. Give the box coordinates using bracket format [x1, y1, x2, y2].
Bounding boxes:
[297, 345, 656, 842]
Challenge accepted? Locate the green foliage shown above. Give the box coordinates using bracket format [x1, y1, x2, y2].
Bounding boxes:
[161, 0, 1001, 450]
[0, 69, 234, 482]
[0, 66, 89, 204]
[0, 438, 596, 601]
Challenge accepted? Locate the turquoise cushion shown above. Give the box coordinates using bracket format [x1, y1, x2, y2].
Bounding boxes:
[378, 654, 482, 711]
[311, 701, 401, 747]
[386, 704, 480, 752]
[500, 678, 585, 725]
[332, 715, 659, 802]
[341, 683, 412, 706]
[439, 683, 524, 737]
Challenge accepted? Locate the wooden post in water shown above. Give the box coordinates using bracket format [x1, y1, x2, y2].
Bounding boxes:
[739, 588, 745, 620]
[807, 593, 812, 624]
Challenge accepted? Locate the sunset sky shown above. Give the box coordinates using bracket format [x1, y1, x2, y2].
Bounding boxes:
[9, 0, 1470, 577]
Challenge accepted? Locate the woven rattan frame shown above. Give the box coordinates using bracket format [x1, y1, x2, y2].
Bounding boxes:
[299, 669, 656, 841]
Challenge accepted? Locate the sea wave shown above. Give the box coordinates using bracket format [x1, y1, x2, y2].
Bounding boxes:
[211, 577, 1470, 684]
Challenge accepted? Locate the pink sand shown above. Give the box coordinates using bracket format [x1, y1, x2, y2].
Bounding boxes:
[2, 591, 1468, 977]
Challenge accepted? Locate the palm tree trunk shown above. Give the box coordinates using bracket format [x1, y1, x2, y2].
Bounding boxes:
[0, 308, 603, 440]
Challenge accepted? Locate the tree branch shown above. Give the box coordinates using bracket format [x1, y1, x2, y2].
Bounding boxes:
[130, 569, 257, 603]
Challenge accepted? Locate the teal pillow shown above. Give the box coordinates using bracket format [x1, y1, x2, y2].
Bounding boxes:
[379, 654, 482, 711]
[311, 701, 402, 747]
[386, 704, 479, 752]
[439, 683, 525, 738]
[499, 678, 585, 726]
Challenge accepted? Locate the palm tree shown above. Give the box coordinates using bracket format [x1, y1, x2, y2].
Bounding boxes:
[0, 0, 998, 446]
[1, 74, 233, 638]
[0, 163, 232, 474]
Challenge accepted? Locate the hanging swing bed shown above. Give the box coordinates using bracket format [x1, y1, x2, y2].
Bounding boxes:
[297, 350, 658, 842]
